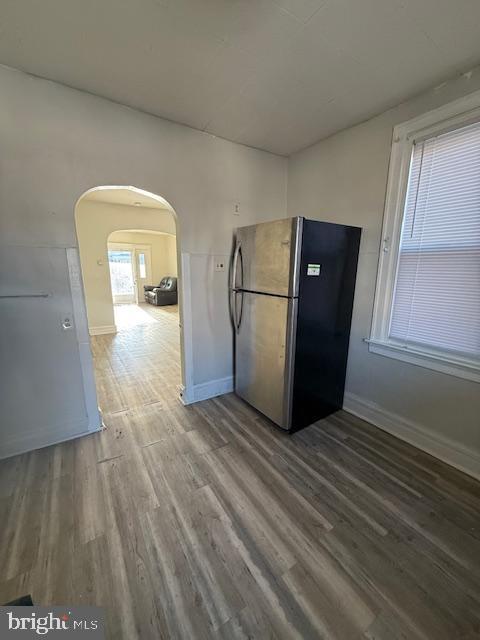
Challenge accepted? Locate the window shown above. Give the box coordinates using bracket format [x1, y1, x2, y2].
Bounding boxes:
[370, 93, 480, 382]
[138, 252, 146, 279]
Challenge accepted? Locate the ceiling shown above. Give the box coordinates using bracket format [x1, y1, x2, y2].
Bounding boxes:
[82, 187, 168, 209]
[1, 0, 480, 155]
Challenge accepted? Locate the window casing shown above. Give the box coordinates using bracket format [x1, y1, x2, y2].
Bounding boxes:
[369, 91, 480, 383]
[138, 252, 147, 279]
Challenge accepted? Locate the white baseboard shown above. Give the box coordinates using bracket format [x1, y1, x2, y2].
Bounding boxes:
[343, 391, 480, 481]
[180, 375, 234, 405]
[89, 324, 117, 336]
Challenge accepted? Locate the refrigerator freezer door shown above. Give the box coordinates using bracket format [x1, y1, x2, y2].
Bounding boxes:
[235, 291, 297, 429]
[234, 217, 302, 297]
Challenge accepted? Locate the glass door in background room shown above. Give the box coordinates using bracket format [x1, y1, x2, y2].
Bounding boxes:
[134, 246, 152, 302]
[108, 247, 136, 304]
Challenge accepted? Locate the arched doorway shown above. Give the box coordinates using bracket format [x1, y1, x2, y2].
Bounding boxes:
[74, 185, 189, 424]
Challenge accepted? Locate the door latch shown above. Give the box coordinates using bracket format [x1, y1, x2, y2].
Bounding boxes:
[62, 317, 73, 330]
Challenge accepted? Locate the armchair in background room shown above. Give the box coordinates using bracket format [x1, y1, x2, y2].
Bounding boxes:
[144, 276, 178, 306]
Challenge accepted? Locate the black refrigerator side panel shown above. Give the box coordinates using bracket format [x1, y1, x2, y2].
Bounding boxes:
[291, 219, 361, 431]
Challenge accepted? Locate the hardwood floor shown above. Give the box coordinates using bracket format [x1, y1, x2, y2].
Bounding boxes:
[1, 302, 480, 639]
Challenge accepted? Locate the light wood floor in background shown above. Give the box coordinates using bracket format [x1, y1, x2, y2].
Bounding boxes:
[1, 303, 480, 639]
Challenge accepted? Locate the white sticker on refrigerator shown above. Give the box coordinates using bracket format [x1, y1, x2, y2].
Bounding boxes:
[307, 263, 321, 276]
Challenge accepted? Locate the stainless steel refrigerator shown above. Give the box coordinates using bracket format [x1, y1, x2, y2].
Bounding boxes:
[230, 216, 361, 432]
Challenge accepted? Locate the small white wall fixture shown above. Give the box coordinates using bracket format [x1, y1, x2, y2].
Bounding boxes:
[74, 185, 193, 405]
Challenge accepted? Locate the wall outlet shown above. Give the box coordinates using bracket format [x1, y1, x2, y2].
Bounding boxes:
[214, 257, 226, 272]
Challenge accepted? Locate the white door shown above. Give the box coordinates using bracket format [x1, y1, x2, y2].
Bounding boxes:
[0, 247, 89, 452]
[133, 246, 152, 303]
[108, 248, 136, 304]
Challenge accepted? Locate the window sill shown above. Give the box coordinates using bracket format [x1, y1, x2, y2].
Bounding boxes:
[367, 339, 480, 383]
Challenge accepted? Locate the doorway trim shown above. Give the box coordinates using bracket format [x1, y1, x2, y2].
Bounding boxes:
[74, 185, 194, 411]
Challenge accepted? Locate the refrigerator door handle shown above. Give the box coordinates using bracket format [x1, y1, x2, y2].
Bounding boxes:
[235, 290, 244, 333]
[231, 240, 242, 290]
[229, 288, 236, 328]
[230, 240, 243, 332]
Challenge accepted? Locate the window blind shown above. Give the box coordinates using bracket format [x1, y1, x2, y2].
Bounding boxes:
[389, 120, 480, 358]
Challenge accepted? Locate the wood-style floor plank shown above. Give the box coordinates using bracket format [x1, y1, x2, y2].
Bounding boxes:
[1, 303, 479, 639]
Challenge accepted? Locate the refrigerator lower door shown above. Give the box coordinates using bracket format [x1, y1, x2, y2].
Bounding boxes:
[235, 291, 297, 429]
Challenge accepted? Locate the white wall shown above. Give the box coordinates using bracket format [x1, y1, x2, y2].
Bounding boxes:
[76, 200, 177, 331]
[288, 68, 480, 476]
[0, 64, 287, 457]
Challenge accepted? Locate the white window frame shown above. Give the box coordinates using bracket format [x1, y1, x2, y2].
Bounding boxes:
[369, 89, 480, 383]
